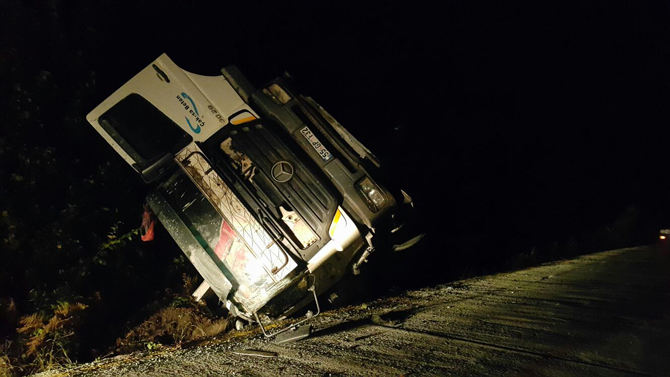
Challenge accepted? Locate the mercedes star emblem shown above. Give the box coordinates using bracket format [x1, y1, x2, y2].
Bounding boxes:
[271, 161, 294, 183]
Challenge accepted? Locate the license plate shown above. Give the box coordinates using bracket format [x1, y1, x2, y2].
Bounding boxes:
[300, 126, 333, 162]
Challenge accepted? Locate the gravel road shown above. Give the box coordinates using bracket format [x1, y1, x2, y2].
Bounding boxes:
[46, 246, 669, 376]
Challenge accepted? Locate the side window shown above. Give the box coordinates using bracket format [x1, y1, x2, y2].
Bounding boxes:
[98, 94, 192, 176]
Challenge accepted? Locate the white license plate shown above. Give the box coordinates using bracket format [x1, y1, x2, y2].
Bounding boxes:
[300, 126, 333, 162]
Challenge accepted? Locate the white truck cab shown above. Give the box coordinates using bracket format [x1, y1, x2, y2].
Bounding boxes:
[86, 54, 418, 326]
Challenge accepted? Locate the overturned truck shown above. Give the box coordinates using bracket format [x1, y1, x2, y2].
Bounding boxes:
[86, 54, 419, 332]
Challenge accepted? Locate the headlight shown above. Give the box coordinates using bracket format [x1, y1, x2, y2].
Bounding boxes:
[356, 177, 387, 212]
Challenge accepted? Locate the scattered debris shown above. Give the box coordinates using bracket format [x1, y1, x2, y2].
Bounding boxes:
[275, 324, 312, 344]
[370, 314, 402, 328]
[232, 349, 277, 358]
[353, 331, 382, 342]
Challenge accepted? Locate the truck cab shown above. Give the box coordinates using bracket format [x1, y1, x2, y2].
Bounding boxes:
[86, 54, 417, 324]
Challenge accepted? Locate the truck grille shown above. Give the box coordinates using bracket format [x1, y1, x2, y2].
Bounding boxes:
[207, 121, 340, 261]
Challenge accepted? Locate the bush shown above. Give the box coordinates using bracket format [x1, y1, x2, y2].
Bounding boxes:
[507, 206, 642, 271]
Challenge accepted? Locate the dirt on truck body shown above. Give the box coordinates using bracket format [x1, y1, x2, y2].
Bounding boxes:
[85, 54, 421, 330]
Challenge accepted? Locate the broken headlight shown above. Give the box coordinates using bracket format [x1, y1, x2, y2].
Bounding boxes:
[356, 177, 387, 212]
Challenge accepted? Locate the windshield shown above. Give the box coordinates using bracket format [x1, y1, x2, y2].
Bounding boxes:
[98, 93, 192, 167]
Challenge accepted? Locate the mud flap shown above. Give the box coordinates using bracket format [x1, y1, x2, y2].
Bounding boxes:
[390, 189, 426, 252]
[392, 233, 426, 252]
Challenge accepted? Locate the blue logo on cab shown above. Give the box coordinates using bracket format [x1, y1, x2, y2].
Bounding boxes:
[176, 92, 204, 134]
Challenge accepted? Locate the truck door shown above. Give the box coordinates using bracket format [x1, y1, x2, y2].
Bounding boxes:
[96, 93, 193, 182]
[86, 54, 257, 182]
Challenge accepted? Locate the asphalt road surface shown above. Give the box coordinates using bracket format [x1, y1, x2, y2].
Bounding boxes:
[64, 246, 670, 376]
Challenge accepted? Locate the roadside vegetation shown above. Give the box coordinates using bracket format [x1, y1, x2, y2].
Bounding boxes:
[506, 206, 643, 271]
[0, 4, 233, 374]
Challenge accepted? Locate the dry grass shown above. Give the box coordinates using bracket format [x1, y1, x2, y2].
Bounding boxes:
[15, 301, 87, 374]
[116, 275, 230, 353]
[0, 353, 12, 377]
[116, 307, 230, 353]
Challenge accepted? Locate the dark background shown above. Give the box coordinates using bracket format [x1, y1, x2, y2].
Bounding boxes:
[90, 1, 670, 275]
[1, 0, 670, 363]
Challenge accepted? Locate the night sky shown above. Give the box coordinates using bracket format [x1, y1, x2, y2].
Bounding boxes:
[3, 1, 670, 283]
